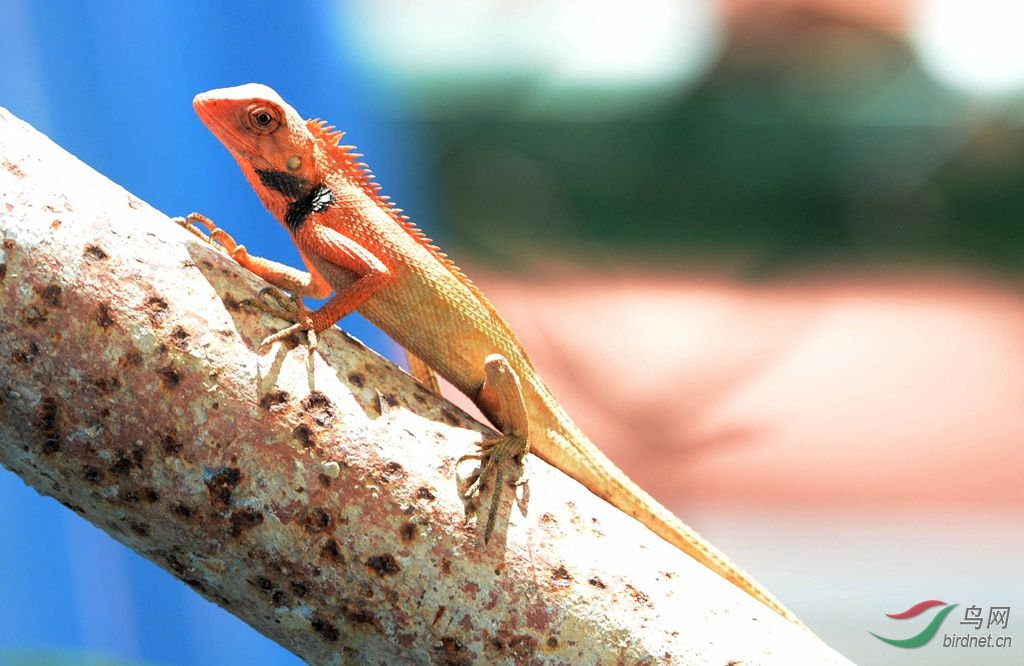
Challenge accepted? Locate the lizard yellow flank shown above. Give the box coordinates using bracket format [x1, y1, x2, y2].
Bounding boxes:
[180, 83, 802, 625]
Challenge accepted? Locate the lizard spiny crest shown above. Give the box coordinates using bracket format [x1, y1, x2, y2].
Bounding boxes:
[305, 117, 499, 311]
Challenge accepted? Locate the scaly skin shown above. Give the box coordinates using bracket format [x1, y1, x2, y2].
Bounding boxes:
[185, 83, 802, 625]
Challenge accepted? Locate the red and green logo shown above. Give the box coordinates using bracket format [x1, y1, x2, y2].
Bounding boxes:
[870, 600, 958, 648]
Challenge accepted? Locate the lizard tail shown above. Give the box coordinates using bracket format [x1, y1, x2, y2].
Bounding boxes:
[544, 426, 805, 627]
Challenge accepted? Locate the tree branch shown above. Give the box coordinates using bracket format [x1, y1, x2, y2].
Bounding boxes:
[0, 106, 854, 665]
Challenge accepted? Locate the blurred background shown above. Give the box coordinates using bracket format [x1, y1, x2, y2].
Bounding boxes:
[1, 1, 1023, 664]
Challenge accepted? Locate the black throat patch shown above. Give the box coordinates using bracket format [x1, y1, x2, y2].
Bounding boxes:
[285, 183, 335, 231]
[254, 168, 335, 231]
[255, 168, 309, 200]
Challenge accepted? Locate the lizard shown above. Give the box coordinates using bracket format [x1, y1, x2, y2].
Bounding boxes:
[178, 83, 802, 626]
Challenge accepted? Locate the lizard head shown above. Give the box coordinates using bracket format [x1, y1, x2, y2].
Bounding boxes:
[194, 83, 325, 223]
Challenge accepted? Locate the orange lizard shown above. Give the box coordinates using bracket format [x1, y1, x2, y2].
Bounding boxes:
[178, 83, 801, 625]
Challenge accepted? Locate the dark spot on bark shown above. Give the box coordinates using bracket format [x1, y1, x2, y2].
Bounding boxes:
[111, 454, 134, 477]
[440, 408, 460, 426]
[11, 338, 39, 365]
[321, 539, 344, 563]
[60, 500, 85, 515]
[129, 521, 150, 537]
[39, 284, 62, 307]
[83, 466, 103, 484]
[204, 466, 242, 505]
[416, 487, 436, 501]
[96, 303, 115, 328]
[433, 637, 473, 666]
[380, 393, 399, 408]
[23, 305, 47, 327]
[0, 263, 6, 281]
[83, 244, 108, 262]
[124, 350, 143, 366]
[271, 590, 288, 606]
[490, 636, 506, 652]
[625, 583, 651, 606]
[259, 389, 289, 409]
[142, 488, 159, 503]
[174, 503, 194, 519]
[2, 239, 15, 250]
[311, 615, 340, 642]
[121, 489, 140, 504]
[380, 461, 405, 482]
[399, 522, 417, 544]
[91, 375, 120, 393]
[34, 397, 60, 454]
[291, 581, 308, 598]
[158, 366, 180, 389]
[318, 473, 332, 488]
[256, 576, 273, 591]
[211, 402, 219, 410]
[366, 554, 400, 577]
[222, 293, 242, 311]
[304, 507, 331, 533]
[588, 576, 606, 589]
[341, 601, 376, 627]
[230, 507, 264, 537]
[441, 559, 451, 575]
[301, 391, 334, 425]
[145, 296, 168, 325]
[162, 433, 182, 455]
[347, 372, 364, 388]
[546, 636, 558, 649]
[166, 553, 188, 577]
[2, 160, 25, 178]
[432, 606, 446, 627]
[169, 326, 189, 348]
[552, 565, 571, 582]
[183, 578, 207, 594]
[508, 635, 538, 662]
[293, 424, 314, 448]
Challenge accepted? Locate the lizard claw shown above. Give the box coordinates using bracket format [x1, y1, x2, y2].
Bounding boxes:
[241, 287, 318, 353]
[458, 434, 527, 543]
[175, 212, 247, 260]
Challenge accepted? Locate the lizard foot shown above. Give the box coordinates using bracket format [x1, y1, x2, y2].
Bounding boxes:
[458, 433, 528, 543]
[174, 212, 250, 261]
[244, 287, 318, 352]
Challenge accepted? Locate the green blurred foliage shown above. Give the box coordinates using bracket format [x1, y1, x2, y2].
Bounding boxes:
[423, 15, 1024, 275]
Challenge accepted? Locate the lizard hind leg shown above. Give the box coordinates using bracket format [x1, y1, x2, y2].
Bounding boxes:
[458, 354, 530, 543]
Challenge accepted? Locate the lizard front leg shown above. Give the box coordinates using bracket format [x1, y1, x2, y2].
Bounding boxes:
[177, 213, 332, 298]
[178, 213, 389, 351]
[460, 354, 531, 542]
[177, 213, 333, 346]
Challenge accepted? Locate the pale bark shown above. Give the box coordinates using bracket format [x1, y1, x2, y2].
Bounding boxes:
[0, 106, 855, 665]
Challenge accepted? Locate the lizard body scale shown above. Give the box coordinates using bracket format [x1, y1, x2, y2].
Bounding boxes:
[183, 83, 801, 625]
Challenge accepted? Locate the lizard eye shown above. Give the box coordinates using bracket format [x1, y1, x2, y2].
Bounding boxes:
[245, 104, 280, 135]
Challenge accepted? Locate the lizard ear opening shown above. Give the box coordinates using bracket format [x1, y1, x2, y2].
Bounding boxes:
[285, 155, 302, 172]
[244, 103, 281, 135]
